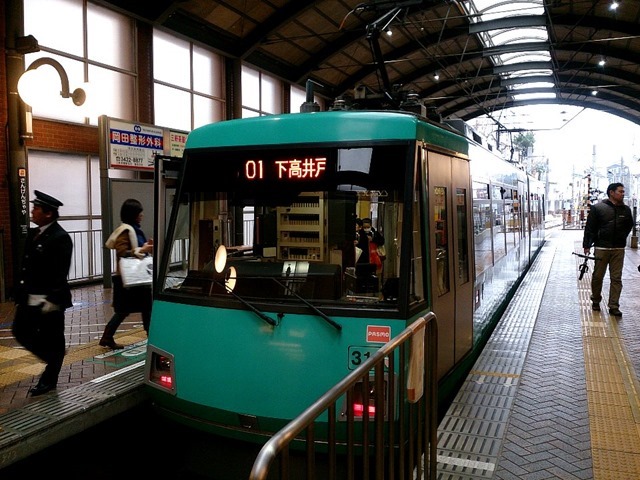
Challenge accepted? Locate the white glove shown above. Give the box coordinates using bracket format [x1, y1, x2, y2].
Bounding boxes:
[40, 299, 59, 314]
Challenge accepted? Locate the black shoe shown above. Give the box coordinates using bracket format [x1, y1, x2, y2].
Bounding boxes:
[30, 382, 56, 396]
[609, 308, 622, 317]
[592, 303, 601, 311]
[99, 337, 124, 349]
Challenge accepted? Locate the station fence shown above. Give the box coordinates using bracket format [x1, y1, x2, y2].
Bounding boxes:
[249, 313, 438, 480]
[66, 220, 255, 284]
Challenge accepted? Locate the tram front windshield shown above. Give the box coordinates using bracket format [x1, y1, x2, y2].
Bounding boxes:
[160, 144, 409, 308]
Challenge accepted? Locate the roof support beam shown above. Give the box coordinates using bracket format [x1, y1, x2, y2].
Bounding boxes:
[483, 42, 550, 56]
[469, 15, 547, 34]
[493, 61, 552, 75]
[501, 74, 555, 87]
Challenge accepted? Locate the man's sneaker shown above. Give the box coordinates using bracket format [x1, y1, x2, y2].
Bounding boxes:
[592, 303, 601, 311]
[609, 308, 622, 317]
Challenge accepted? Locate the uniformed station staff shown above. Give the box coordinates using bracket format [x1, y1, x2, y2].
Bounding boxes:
[12, 190, 73, 396]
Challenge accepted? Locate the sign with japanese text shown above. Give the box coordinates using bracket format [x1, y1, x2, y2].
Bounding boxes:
[170, 131, 187, 158]
[109, 120, 164, 171]
[243, 157, 327, 181]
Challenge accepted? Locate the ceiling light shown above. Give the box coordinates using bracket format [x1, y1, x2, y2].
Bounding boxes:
[385, 28, 392, 36]
[434, 72, 440, 81]
[591, 90, 598, 96]
[609, 1, 619, 11]
[598, 58, 606, 67]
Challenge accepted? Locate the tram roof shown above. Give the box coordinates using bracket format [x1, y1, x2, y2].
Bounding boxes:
[185, 110, 469, 155]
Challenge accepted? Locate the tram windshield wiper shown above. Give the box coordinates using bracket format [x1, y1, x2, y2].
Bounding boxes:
[209, 280, 277, 327]
[271, 277, 342, 331]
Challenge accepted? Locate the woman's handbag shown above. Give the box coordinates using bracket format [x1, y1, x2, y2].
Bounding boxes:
[119, 256, 153, 288]
[112, 275, 152, 313]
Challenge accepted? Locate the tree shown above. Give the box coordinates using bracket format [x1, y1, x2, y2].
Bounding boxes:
[513, 132, 535, 159]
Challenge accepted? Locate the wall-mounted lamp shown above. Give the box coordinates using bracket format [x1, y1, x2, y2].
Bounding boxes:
[17, 57, 87, 108]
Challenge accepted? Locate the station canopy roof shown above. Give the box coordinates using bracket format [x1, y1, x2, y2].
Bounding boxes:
[98, 0, 640, 133]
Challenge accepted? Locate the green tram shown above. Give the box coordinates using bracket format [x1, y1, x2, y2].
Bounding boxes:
[144, 109, 544, 443]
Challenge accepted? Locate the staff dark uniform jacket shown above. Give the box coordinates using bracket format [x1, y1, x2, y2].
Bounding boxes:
[12, 190, 73, 396]
[15, 191, 73, 309]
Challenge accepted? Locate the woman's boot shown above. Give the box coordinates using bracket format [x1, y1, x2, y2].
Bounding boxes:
[99, 324, 124, 349]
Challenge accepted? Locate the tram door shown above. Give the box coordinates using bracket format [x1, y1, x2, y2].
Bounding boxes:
[426, 151, 474, 378]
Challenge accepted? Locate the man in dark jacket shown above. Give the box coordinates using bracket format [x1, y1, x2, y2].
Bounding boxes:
[12, 191, 73, 396]
[582, 182, 634, 317]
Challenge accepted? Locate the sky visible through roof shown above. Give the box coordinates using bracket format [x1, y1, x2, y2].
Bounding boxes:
[462, 0, 639, 204]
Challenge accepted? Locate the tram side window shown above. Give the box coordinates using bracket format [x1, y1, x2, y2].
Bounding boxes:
[505, 188, 520, 247]
[410, 162, 424, 305]
[530, 193, 539, 228]
[434, 186, 449, 296]
[492, 185, 506, 264]
[456, 188, 469, 283]
[522, 189, 530, 233]
[473, 181, 491, 275]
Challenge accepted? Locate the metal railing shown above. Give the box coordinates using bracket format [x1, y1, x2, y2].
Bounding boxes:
[249, 312, 438, 480]
[68, 229, 104, 284]
[66, 220, 254, 284]
[67, 228, 183, 284]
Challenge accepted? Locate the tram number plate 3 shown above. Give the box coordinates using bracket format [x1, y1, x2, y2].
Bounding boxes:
[348, 346, 381, 371]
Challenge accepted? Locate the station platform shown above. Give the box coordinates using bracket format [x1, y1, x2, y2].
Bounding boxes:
[0, 282, 149, 468]
[0, 227, 639, 478]
[438, 228, 640, 479]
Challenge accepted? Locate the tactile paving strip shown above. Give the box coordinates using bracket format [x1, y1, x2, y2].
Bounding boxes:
[437, 239, 554, 478]
[437, 230, 640, 479]
[578, 249, 640, 478]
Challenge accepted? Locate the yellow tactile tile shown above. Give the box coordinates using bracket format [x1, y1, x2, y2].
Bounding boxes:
[64, 334, 146, 362]
[576, 244, 640, 480]
[583, 338, 619, 362]
[0, 328, 147, 388]
[586, 381, 627, 397]
[583, 324, 608, 336]
[589, 398, 634, 420]
[15, 364, 44, 376]
[585, 363, 626, 384]
[588, 390, 635, 408]
[0, 369, 35, 386]
[0, 347, 31, 360]
[591, 434, 640, 455]
[593, 450, 640, 477]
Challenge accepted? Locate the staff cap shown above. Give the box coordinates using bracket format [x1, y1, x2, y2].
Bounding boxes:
[30, 190, 63, 210]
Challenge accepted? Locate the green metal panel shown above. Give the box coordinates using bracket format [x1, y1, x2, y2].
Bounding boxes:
[150, 300, 411, 420]
[185, 111, 468, 155]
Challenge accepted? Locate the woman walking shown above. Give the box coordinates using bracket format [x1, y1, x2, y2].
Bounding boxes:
[100, 198, 153, 349]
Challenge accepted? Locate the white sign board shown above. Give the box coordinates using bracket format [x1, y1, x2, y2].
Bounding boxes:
[109, 120, 164, 171]
[170, 130, 188, 158]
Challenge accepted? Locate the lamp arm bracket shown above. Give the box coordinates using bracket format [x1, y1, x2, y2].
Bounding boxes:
[24, 57, 86, 106]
